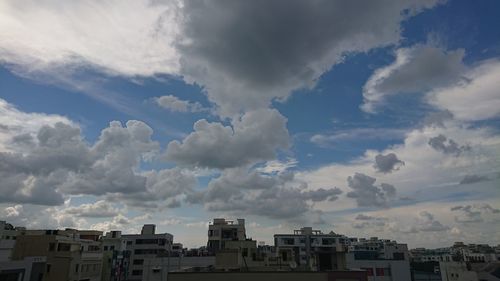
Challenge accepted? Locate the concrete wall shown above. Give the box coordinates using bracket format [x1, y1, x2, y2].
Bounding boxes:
[141, 256, 215, 281]
[440, 262, 479, 281]
[168, 271, 368, 281]
[0, 256, 46, 281]
[346, 256, 411, 281]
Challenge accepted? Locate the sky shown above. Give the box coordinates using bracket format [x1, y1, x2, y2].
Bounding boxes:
[0, 0, 499, 249]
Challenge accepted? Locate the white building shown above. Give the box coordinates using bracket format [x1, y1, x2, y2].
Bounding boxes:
[440, 261, 479, 281]
[274, 227, 347, 271]
[0, 221, 25, 262]
[122, 224, 173, 280]
[346, 237, 411, 281]
[207, 218, 246, 253]
[0, 256, 47, 281]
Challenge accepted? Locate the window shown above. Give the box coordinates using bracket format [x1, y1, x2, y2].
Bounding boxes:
[127, 241, 132, 245]
[132, 270, 143, 276]
[282, 238, 294, 245]
[242, 248, 248, 257]
[75, 264, 79, 273]
[322, 238, 336, 245]
[376, 268, 384, 276]
[134, 249, 158, 255]
[46, 264, 51, 273]
[393, 252, 405, 260]
[104, 246, 108, 251]
[208, 230, 213, 236]
[384, 268, 392, 276]
[361, 268, 373, 276]
[136, 239, 158, 245]
[133, 259, 144, 265]
[48, 243, 55, 251]
[110, 246, 115, 251]
[57, 243, 71, 252]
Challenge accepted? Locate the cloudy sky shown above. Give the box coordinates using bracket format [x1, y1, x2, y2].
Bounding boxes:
[0, 0, 499, 248]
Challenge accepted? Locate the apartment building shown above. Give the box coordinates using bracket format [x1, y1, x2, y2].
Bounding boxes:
[274, 227, 348, 271]
[207, 218, 246, 253]
[0, 256, 47, 281]
[12, 229, 103, 281]
[102, 231, 130, 281]
[0, 221, 26, 262]
[346, 237, 411, 281]
[121, 224, 173, 281]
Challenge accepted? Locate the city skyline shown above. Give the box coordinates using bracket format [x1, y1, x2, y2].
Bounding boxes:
[0, 0, 499, 249]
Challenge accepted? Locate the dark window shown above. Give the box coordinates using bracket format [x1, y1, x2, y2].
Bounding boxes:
[282, 238, 294, 245]
[322, 238, 336, 245]
[57, 243, 70, 252]
[104, 246, 108, 251]
[376, 268, 384, 276]
[393, 252, 405, 260]
[46, 264, 51, 273]
[132, 270, 143, 276]
[242, 248, 248, 257]
[136, 239, 159, 245]
[362, 268, 373, 276]
[127, 241, 132, 245]
[133, 259, 144, 265]
[48, 243, 55, 251]
[110, 246, 115, 251]
[75, 264, 79, 273]
[134, 249, 158, 255]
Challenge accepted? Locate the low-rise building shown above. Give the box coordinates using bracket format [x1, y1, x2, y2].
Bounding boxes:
[102, 231, 130, 281]
[207, 218, 246, 254]
[439, 261, 479, 281]
[122, 224, 173, 281]
[12, 229, 103, 281]
[0, 221, 25, 262]
[346, 237, 411, 281]
[274, 227, 348, 271]
[0, 256, 47, 281]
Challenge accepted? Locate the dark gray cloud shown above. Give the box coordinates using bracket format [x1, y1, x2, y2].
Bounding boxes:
[346, 173, 397, 207]
[362, 45, 466, 112]
[65, 200, 119, 218]
[355, 214, 376, 220]
[374, 153, 405, 173]
[188, 168, 341, 220]
[418, 211, 450, 232]
[428, 134, 470, 156]
[165, 109, 289, 169]
[459, 174, 490, 185]
[352, 214, 387, 229]
[178, 0, 442, 116]
[451, 204, 499, 223]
